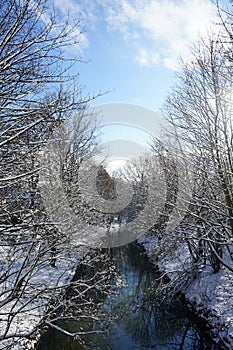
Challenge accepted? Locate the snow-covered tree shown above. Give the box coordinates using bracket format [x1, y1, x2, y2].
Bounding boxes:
[163, 28, 233, 272]
[0, 1, 114, 348]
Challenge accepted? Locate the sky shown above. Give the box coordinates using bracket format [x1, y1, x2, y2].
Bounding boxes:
[53, 0, 224, 172]
[54, 0, 220, 111]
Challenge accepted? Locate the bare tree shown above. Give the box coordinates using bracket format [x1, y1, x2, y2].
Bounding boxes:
[0, 0, 86, 226]
[0, 1, 114, 349]
[163, 31, 233, 273]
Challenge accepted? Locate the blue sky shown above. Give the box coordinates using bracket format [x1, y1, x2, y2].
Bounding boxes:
[53, 0, 222, 171]
[77, 25, 175, 111]
[54, 0, 220, 112]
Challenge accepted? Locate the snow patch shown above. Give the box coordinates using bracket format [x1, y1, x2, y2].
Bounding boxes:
[139, 232, 233, 349]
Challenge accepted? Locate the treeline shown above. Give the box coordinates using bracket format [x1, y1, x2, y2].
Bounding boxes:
[162, 2, 233, 274]
[0, 1, 114, 349]
[143, 2, 233, 275]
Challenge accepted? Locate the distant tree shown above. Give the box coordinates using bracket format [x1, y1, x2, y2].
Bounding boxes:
[150, 141, 179, 239]
[96, 165, 116, 201]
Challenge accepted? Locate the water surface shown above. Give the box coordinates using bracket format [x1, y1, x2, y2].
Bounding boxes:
[38, 243, 220, 350]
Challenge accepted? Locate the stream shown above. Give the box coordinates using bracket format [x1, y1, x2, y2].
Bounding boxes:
[38, 243, 221, 350]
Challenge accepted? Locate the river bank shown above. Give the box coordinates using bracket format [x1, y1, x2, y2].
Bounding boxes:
[138, 233, 233, 349]
[38, 242, 220, 350]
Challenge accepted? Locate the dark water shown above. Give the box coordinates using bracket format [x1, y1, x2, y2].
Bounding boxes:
[38, 243, 221, 350]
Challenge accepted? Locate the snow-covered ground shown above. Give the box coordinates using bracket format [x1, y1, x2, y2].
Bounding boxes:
[2, 225, 233, 349]
[0, 222, 123, 349]
[138, 233, 233, 349]
[0, 243, 84, 350]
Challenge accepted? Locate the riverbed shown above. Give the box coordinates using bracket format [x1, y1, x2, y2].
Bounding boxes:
[38, 243, 221, 349]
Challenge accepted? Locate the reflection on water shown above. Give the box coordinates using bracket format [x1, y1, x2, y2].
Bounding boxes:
[38, 243, 221, 350]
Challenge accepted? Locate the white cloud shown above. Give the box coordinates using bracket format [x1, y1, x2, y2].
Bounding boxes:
[53, 0, 91, 52]
[100, 0, 219, 70]
[135, 49, 160, 67]
[32, 0, 89, 54]
[50, 0, 220, 69]
[54, 0, 97, 25]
